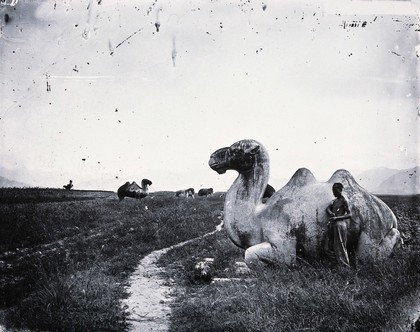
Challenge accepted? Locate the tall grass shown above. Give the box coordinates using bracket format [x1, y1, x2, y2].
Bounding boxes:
[5, 267, 127, 332]
[0, 191, 418, 331]
[0, 191, 222, 331]
[0, 187, 114, 204]
[162, 232, 419, 332]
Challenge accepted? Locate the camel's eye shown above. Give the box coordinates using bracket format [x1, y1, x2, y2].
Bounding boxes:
[249, 145, 260, 155]
[245, 153, 255, 162]
[230, 148, 241, 157]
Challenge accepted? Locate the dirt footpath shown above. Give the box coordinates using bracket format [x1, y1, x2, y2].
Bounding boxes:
[124, 230, 218, 332]
[124, 228, 420, 332]
[123, 247, 174, 331]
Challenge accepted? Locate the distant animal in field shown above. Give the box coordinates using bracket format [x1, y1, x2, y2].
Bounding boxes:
[198, 188, 214, 197]
[63, 180, 73, 190]
[117, 179, 152, 201]
[209, 139, 401, 266]
[175, 188, 195, 198]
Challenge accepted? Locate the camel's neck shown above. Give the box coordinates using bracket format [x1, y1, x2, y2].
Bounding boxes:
[224, 151, 269, 248]
[142, 185, 149, 193]
[229, 164, 268, 204]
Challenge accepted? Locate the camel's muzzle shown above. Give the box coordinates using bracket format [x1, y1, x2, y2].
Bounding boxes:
[209, 147, 229, 174]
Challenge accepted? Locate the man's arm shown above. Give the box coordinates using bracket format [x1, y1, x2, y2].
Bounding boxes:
[326, 201, 335, 217]
[330, 199, 352, 221]
[333, 212, 351, 221]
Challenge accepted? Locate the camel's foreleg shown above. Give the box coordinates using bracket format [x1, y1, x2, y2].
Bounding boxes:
[244, 239, 297, 267]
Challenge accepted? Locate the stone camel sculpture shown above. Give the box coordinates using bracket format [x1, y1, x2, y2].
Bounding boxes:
[209, 139, 401, 266]
[175, 188, 195, 198]
[198, 188, 214, 197]
[117, 179, 152, 201]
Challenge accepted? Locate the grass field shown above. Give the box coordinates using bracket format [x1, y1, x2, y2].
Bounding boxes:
[0, 188, 221, 331]
[0, 188, 418, 331]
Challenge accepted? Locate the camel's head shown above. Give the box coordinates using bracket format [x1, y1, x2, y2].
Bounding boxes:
[141, 179, 152, 187]
[209, 139, 263, 174]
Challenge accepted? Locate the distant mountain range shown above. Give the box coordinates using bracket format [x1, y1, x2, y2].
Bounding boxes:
[0, 175, 29, 188]
[357, 166, 419, 195]
[1, 167, 419, 195]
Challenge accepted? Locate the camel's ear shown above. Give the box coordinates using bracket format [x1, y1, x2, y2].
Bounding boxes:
[249, 145, 260, 155]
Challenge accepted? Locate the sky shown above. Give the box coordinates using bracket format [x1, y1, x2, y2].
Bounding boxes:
[0, 0, 419, 192]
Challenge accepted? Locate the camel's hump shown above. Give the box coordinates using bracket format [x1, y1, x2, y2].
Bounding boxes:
[285, 168, 317, 187]
[328, 169, 358, 186]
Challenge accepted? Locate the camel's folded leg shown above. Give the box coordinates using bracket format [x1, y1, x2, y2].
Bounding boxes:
[379, 228, 402, 257]
[244, 239, 297, 267]
[358, 228, 402, 260]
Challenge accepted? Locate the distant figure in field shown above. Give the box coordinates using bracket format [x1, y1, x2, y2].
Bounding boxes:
[63, 180, 73, 190]
[326, 182, 352, 267]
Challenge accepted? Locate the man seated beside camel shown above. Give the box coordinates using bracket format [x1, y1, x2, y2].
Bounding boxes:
[325, 182, 352, 267]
